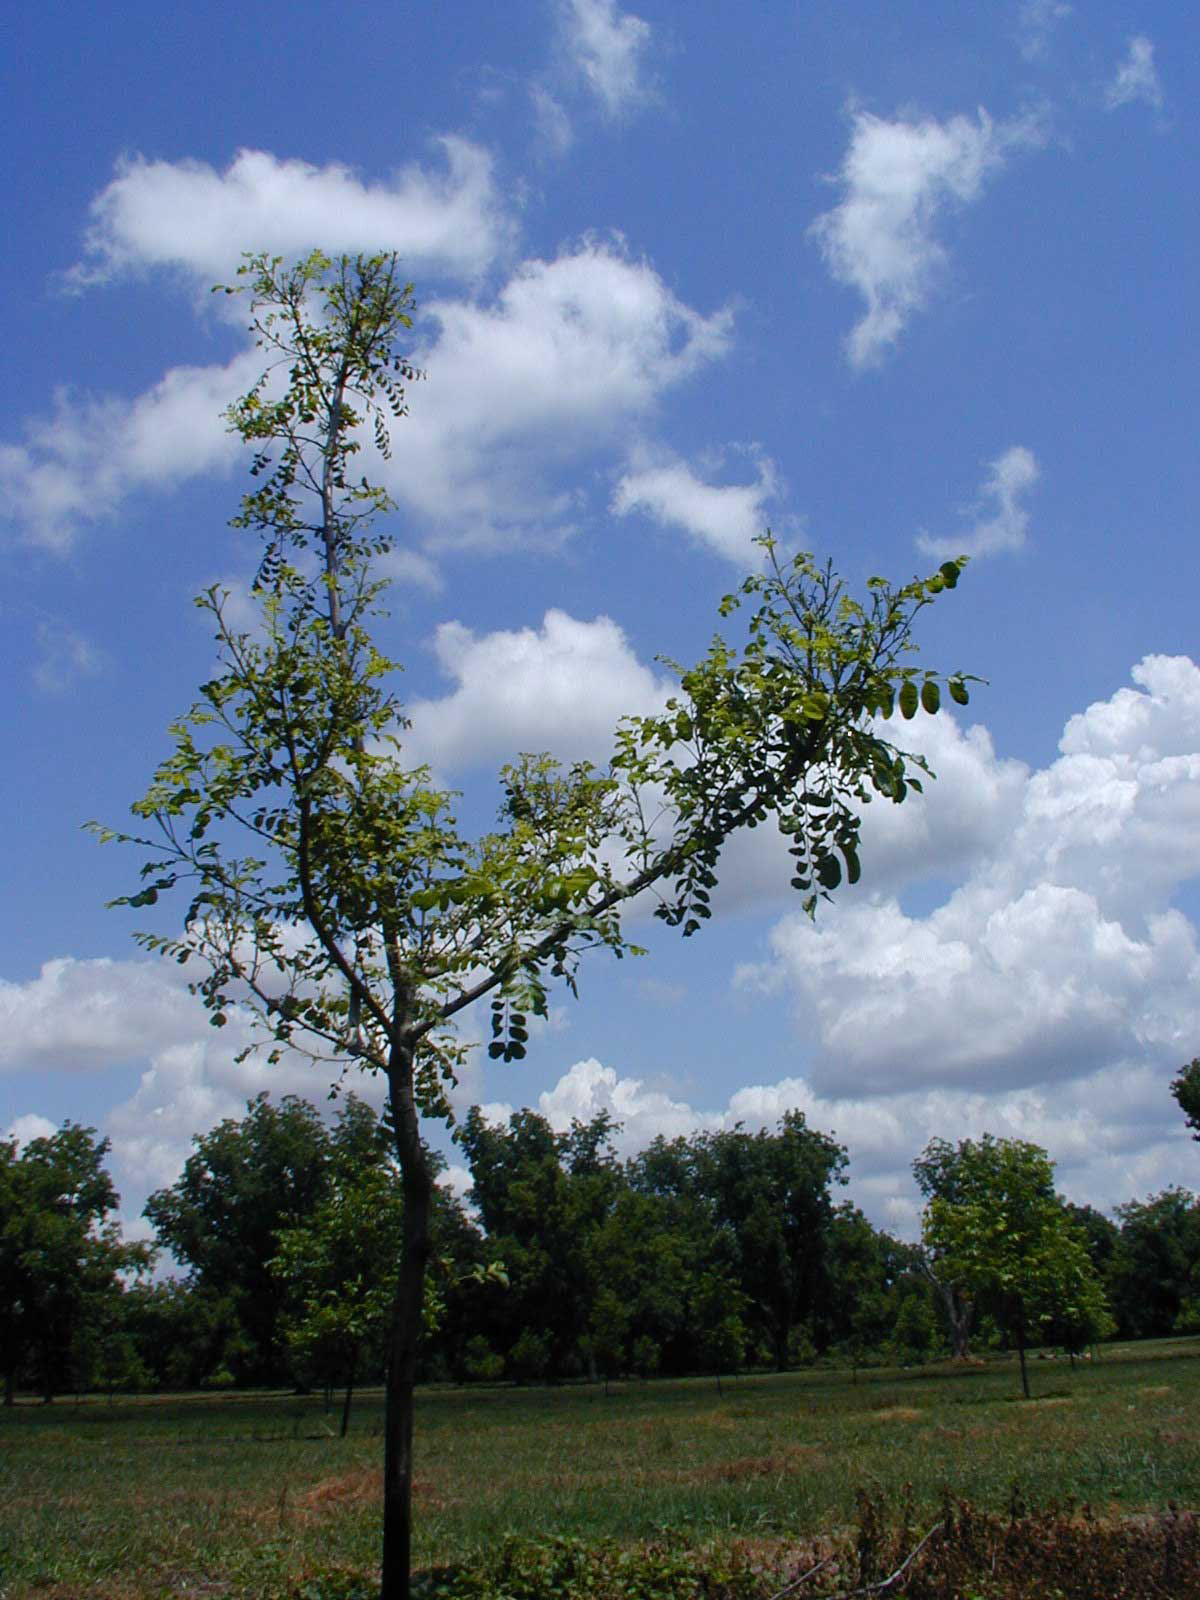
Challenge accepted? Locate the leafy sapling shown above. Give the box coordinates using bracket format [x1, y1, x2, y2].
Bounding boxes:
[95, 250, 973, 1600]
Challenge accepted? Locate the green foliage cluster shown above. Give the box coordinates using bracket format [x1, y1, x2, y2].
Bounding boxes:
[450, 1107, 866, 1385]
[918, 1136, 1113, 1396]
[13, 1096, 1200, 1411]
[0, 1124, 150, 1404]
[1171, 1057, 1200, 1141]
[134, 1092, 484, 1398]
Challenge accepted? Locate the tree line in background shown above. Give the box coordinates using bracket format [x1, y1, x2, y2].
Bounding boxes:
[5, 1065, 1200, 1408]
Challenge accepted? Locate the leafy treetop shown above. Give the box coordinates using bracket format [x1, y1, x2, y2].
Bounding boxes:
[96, 252, 974, 1117]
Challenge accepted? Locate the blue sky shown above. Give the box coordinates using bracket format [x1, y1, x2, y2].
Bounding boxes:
[3, 0, 1198, 1244]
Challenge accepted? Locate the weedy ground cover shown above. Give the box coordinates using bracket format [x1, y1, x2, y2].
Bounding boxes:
[2, 1339, 1198, 1598]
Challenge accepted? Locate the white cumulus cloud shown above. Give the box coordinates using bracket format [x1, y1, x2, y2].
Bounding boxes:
[405, 608, 671, 774]
[5, 1113, 59, 1151]
[0, 953, 373, 1210]
[917, 444, 1039, 559]
[384, 238, 734, 546]
[811, 108, 1040, 367]
[0, 347, 260, 550]
[612, 447, 781, 564]
[4, 234, 732, 553]
[740, 654, 1200, 1105]
[72, 138, 513, 288]
[0, 956, 208, 1073]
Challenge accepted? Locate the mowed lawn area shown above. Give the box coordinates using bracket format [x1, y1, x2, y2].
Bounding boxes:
[3, 1340, 1199, 1598]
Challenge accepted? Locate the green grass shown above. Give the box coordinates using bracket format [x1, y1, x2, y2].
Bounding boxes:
[3, 1340, 1199, 1598]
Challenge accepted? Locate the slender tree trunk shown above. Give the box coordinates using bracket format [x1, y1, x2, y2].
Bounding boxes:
[3, 1369, 13, 1406]
[340, 1341, 359, 1439]
[773, 1326, 789, 1373]
[949, 1292, 972, 1360]
[1016, 1316, 1030, 1399]
[918, 1256, 972, 1358]
[380, 1047, 435, 1600]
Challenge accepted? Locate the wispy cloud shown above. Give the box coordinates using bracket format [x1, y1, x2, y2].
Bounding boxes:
[32, 621, 105, 693]
[917, 445, 1039, 560]
[530, 83, 575, 159]
[560, 0, 654, 119]
[1016, 0, 1071, 63]
[1105, 36, 1164, 113]
[811, 108, 1041, 367]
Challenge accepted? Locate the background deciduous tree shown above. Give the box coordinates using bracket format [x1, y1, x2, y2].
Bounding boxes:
[631, 1116, 847, 1370]
[145, 1093, 335, 1384]
[919, 1135, 1111, 1397]
[0, 1124, 150, 1404]
[99, 250, 972, 1599]
[1172, 1058, 1200, 1143]
[1109, 1188, 1200, 1338]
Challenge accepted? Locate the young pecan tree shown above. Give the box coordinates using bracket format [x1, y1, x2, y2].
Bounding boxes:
[97, 251, 972, 1599]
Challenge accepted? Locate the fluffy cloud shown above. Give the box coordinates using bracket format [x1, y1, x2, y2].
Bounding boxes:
[0, 957, 207, 1073]
[511, 1052, 1189, 1236]
[0, 347, 260, 550]
[538, 1056, 701, 1141]
[387, 238, 733, 546]
[704, 693, 1029, 921]
[5, 234, 731, 553]
[72, 139, 512, 288]
[5, 1113, 58, 1151]
[1105, 37, 1164, 113]
[612, 447, 780, 564]
[560, 0, 654, 119]
[917, 445, 1039, 559]
[405, 608, 671, 774]
[740, 654, 1200, 1104]
[811, 108, 1040, 367]
[0, 953, 374, 1214]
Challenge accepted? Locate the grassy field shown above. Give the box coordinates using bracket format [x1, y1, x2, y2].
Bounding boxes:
[2, 1339, 1199, 1598]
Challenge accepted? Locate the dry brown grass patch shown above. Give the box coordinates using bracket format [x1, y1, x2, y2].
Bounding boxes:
[875, 1406, 923, 1423]
[293, 1467, 449, 1519]
[640, 1445, 822, 1488]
